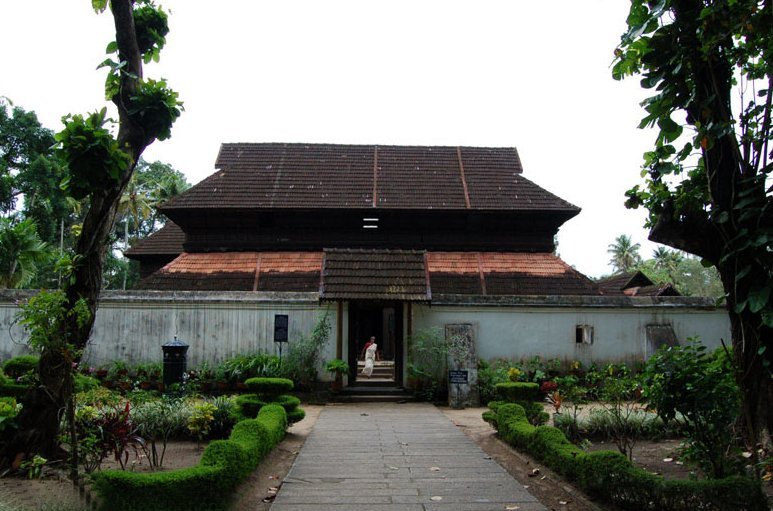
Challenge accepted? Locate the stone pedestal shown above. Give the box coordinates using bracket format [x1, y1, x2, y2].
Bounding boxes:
[445, 323, 479, 408]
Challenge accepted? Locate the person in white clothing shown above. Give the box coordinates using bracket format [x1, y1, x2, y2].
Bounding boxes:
[360, 336, 378, 378]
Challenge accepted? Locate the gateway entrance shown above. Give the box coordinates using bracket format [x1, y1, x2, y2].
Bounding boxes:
[348, 301, 403, 384]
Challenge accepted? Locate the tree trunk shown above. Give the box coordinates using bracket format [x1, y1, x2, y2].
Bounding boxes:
[719, 263, 773, 450]
[3, 0, 152, 466]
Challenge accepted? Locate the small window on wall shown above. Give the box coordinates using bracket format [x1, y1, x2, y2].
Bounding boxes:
[575, 325, 593, 344]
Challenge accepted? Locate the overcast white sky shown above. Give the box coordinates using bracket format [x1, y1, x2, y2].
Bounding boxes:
[1, 1, 667, 278]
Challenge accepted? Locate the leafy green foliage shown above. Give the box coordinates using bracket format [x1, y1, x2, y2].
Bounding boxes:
[132, 3, 169, 57]
[282, 312, 331, 390]
[243, 377, 294, 398]
[2, 355, 39, 380]
[132, 397, 191, 468]
[56, 109, 131, 200]
[476, 358, 510, 404]
[16, 290, 91, 352]
[488, 403, 767, 511]
[613, 0, 773, 444]
[0, 397, 21, 433]
[607, 234, 642, 273]
[495, 382, 540, 402]
[93, 404, 287, 511]
[187, 402, 216, 443]
[129, 79, 183, 141]
[325, 358, 349, 374]
[0, 99, 57, 214]
[407, 327, 449, 400]
[0, 216, 51, 288]
[643, 342, 742, 478]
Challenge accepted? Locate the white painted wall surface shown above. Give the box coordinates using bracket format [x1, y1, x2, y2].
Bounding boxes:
[0, 291, 731, 376]
[412, 304, 731, 365]
[0, 292, 337, 377]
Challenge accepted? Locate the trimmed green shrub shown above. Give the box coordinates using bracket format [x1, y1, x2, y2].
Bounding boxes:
[485, 403, 767, 511]
[244, 377, 293, 397]
[240, 379, 304, 425]
[273, 394, 301, 412]
[0, 382, 28, 398]
[74, 374, 101, 393]
[528, 426, 583, 479]
[287, 408, 306, 424]
[93, 404, 288, 511]
[234, 394, 265, 419]
[2, 355, 38, 379]
[495, 382, 540, 402]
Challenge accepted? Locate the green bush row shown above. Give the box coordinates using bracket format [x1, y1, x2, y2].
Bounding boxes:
[494, 382, 540, 402]
[490, 404, 766, 511]
[2, 355, 38, 379]
[92, 404, 288, 511]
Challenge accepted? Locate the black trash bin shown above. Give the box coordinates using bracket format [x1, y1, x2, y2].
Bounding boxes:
[162, 336, 189, 390]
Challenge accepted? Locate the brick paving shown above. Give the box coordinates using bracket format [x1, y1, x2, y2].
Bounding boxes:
[270, 402, 546, 511]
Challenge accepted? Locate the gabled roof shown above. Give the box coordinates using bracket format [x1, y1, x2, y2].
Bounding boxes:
[597, 270, 681, 297]
[597, 271, 653, 294]
[160, 143, 580, 213]
[321, 249, 429, 301]
[124, 221, 185, 258]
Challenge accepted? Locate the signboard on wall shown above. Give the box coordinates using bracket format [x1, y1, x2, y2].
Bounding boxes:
[274, 314, 289, 343]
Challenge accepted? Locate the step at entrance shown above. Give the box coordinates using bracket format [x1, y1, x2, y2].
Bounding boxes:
[332, 384, 416, 403]
[355, 360, 395, 383]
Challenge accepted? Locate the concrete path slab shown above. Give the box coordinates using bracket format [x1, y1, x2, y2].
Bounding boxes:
[270, 403, 546, 511]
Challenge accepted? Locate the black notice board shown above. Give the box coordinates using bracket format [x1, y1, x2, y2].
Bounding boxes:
[448, 370, 468, 384]
[274, 314, 289, 343]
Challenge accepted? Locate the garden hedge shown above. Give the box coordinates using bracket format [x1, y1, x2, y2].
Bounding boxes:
[488, 403, 767, 511]
[244, 377, 293, 397]
[494, 382, 540, 402]
[93, 404, 288, 511]
[2, 355, 38, 379]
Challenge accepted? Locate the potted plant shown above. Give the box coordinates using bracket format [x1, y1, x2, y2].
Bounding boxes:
[325, 359, 349, 392]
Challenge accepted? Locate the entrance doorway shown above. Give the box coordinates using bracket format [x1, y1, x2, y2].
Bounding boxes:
[348, 301, 403, 384]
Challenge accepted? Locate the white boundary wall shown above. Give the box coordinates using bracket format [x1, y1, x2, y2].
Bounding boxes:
[0, 291, 335, 370]
[413, 296, 731, 366]
[1, 291, 731, 373]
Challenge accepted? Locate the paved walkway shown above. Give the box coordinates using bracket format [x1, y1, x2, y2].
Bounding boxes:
[270, 403, 546, 511]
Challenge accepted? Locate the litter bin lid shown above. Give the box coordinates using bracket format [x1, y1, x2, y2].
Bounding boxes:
[162, 336, 189, 348]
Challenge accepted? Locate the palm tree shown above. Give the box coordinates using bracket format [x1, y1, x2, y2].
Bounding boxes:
[607, 234, 642, 273]
[117, 176, 153, 289]
[652, 246, 684, 276]
[0, 216, 49, 288]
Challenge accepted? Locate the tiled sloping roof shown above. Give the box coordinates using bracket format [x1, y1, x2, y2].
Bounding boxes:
[160, 143, 579, 213]
[124, 222, 185, 258]
[427, 252, 599, 295]
[136, 252, 322, 292]
[321, 249, 429, 301]
[135, 250, 597, 296]
[623, 283, 681, 297]
[598, 271, 681, 297]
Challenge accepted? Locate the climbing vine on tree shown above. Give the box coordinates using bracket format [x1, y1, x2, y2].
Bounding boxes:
[613, 0, 772, 448]
[8, 0, 182, 464]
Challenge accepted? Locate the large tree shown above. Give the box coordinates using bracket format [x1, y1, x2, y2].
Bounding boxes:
[614, 0, 772, 447]
[9, 0, 181, 461]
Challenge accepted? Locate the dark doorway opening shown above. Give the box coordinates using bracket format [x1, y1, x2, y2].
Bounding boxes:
[348, 301, 403, 385]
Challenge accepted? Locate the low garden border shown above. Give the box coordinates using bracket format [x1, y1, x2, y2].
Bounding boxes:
[92, 404, 288, 511]
[489, 403, 767, 511]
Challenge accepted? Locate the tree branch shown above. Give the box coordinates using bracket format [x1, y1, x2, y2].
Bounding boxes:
[648, 199, 722, 264]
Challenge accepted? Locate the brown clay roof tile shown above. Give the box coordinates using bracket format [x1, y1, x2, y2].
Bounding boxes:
[321, 249, 429, 301]
[124, 221, 185, 257]
[161, 143, 579, 213]
[137, 250, 598, 296]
